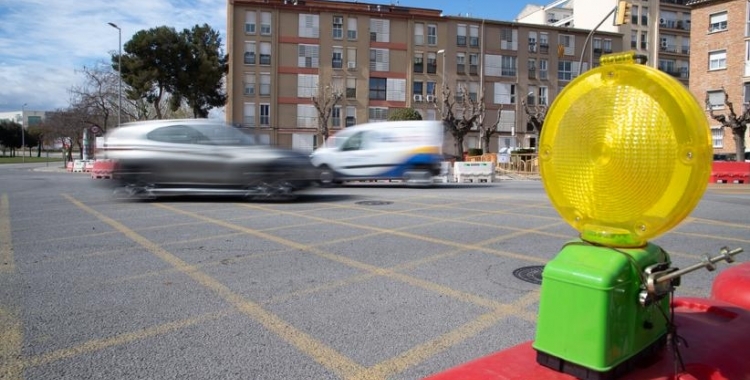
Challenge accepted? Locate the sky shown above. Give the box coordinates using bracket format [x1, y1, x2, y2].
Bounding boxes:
[0, 0, 531, 113]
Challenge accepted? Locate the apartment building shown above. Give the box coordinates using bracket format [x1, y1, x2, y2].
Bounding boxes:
[688, 0, 750, 158]
[516, 0, 692, 86]
[226, 0, 622, 153]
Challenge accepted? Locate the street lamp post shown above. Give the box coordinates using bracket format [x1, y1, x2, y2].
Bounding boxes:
[437, 49, 446, 115]
[108, 22, 122, 127]
[21, 103, 26, 163]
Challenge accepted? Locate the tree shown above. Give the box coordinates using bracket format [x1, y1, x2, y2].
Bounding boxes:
[171, 24, 228, 118]
[706, 87, 748, 161]
[113, 24, 227, 120]
[478, 108, 502, 154]
[438, 85, 484, 159]
[69, 64, 119, 133]
[0, 120, 23, 156]
[311, 84, 343, 144]
[388, 108, 422, 121]
[523, 99, 548, 136]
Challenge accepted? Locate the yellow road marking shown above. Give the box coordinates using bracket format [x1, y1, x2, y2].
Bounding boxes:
[64, 195, 364, 378]
[0, 307, 23, 380]
[22, 309, 233, 370]
[1, 194, 14, 273]
[351, 291, 540, 380]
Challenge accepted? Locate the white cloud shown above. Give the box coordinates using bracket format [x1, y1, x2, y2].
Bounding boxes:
[0, 0, 227, 112]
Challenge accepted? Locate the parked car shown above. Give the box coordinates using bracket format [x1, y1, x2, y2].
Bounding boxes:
[310, 120, 445, 186]
[102, 119, 321, 199]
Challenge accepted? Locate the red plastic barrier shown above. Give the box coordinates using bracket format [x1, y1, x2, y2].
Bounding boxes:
[90, 160, 115, 179]
[711, 161, 750, 184]
[66, 162, 73, 172]
[712, 262, 750, 311]
[425, 297, 750, 380]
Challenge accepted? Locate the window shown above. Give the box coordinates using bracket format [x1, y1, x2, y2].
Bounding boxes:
[415, 23, 424, 45]
[346, 77, 356, 98]
[711, 127, 724, 148]
[527, 85, 537, 105]
[632, 5, 639, 25]
[299, 14, 320, 38]
[259, 42, 271, 65]
[368, 107, 389, 122]
[539, 59, 548, 80]
[558, 34, 574, 56]
[413, 81, 424, 96]
[427, 52, 437, 74]
[369, 77, 387, 100]
[259, 73, 271, 96]
[297, 105, 317, 128]
[414, 53, 423, 73]
[468, 82, 479, 101]
[485, 54, 502, 77]
[298, 44, 320, 68]
[457, 53, 466, 74]
[332, 16, 343, 39]
[501, 28, 517, 51]
[593, 38, 602, 53]
[539, 32, 549, 53]
[259, 104, 270, 126]
[640, 31, 648, 50]
[243, 102, 255, 126]
[529, 31, 537, 53]
[297, 74, 318, 98]
[603, 39, 612, 53]
[457, 24, 467, 46]
[244, 42, 256, 64]
[426, 81, 436, 95]
[706, 90, 726, 110]
[427, 24, 437, 45]
[469, 53, 478, 75]
[261, 12, 272, 35]
[501, 56, 517, 77]
[745, 83, 750, 104]
[244, 73, 255, 95]
[370, 48, 389, 72]
[710, 11, 728, 32]
[558, 61, 575, 81]
[346, 106, 356, 127]
[347, 47, 357, 69]
[469, 25, 479, 47]
[539, 86, 548, 105]
[347, 18, 357, 40]
[709, 50, 727, 70]
[386, 78, 406, 101]
[332, 106, 342, 127]
[631, 30, 638, 49]
[245, 11, 256, 34]
[370, 19, 390, 42]
[493, 83, 515, 104]
[332, 47, 343, 69]
[641, 6, 648, 26]
[528, 58, 537, 79]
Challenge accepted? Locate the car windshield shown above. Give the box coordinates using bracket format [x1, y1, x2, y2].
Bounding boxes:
[199, 124, 258, 146]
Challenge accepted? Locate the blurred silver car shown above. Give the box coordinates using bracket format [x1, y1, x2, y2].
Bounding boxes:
[102, 119, 321, 199]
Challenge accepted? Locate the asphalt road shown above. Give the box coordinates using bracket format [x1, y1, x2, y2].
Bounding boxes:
[1, 163, 749, 380]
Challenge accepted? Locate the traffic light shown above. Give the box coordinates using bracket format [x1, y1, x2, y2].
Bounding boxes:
[614, 1, 632, 26]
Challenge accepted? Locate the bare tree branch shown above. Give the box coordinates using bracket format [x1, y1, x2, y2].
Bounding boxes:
[706, 87, 748, 161]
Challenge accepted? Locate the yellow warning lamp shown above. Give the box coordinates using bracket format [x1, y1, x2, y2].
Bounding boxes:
[539, 52, 712, 247]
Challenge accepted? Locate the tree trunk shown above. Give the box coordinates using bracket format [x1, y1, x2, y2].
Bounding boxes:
[481, 133, 491, 154]
[735, 133, 746, 162]
[455, 136, 465, 159]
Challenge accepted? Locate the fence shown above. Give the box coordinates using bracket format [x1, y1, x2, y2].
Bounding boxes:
[465, 153, 539, 175]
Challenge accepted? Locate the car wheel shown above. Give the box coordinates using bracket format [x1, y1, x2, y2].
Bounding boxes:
[318, 165, 338, 187]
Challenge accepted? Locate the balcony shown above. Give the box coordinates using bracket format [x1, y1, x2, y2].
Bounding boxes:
[427, 63, 437, 74]
[539, 44, 549, 54]
[332, 59, 343, 69]
[469, 65, 478, 75]
[457, 64, 466, 75]
[528, 68, 536, 79]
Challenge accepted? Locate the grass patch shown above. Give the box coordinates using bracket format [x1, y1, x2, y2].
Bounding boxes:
[0, 156, 65, 164]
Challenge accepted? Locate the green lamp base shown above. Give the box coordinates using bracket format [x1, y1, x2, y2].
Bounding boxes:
[533, 240, 671, 379]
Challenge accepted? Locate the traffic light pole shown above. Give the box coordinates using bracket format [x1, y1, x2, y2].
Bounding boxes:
[577, 5, 618, 76]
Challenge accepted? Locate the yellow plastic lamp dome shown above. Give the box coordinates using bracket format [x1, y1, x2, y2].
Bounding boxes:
[539, 52, 712, 247]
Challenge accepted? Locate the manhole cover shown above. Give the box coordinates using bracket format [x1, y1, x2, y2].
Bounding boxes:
[355, 200, 393, 206]
[512, 265, 545, 285]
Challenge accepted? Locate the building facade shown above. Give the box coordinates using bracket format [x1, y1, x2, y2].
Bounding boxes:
[688, 0, 750, 158]
[516, 0, 692, 86]
[226, 0, 622, 153]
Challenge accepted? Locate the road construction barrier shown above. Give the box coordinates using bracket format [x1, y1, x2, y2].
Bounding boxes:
[72, 160, 86, 172]
[712, 161, 750, 184]
[66, 162, 73, 172]
[90, 159, 116, 179]
[453, 162, 494, 183]
[434, 162, 453, 183]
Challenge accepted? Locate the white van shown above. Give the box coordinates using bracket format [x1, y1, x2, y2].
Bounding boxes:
[310, 120, 445, 185]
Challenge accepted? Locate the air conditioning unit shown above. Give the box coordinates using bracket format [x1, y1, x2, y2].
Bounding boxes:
[425, 95, 436, 102]
[660, 41, 668, 48]
[347, 61, 356, 69]
[659, 18, 666, 26]
[413, 94, 423, 102]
